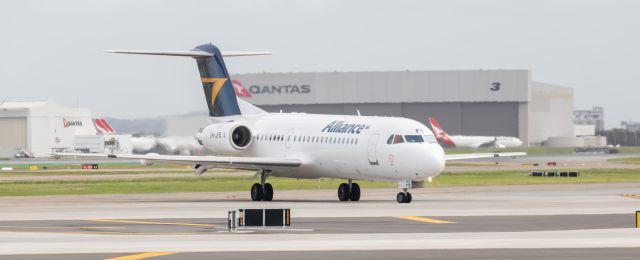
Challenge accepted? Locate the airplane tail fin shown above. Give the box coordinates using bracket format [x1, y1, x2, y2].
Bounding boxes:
[95, 118, 116, 135]
[428, 117, 456, 148]
[106, 44, 270, 117]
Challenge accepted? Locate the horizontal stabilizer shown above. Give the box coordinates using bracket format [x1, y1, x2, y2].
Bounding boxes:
[104, 50, 270, 58]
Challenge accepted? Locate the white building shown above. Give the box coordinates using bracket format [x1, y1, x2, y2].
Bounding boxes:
[0, 101, 131, 157]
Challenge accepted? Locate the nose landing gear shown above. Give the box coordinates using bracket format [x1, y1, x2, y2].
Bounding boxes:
[396, 180, 414, 203]
[250, 170, 273, 201]
[338, 179, 361, 201]
[396, 189, 412, 203]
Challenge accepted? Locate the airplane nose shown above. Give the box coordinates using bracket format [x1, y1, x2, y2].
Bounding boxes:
[416, 144, 445, 178]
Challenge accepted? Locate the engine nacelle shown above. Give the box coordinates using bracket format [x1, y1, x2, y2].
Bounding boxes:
[196, 122, 253, 154]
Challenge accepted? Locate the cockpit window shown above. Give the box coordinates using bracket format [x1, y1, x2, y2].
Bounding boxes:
[389, 134, 437, 144]
[404, 135, 424, 143]
[393, 135, 405, 144]
[423, 135, 437, 143]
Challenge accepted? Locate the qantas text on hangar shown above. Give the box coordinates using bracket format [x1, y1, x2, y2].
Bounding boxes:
[234, 80, 311, 96]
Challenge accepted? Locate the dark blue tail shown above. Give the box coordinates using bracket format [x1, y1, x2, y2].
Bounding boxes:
[192, 44, 241, 117]
[107, 43, 270, 117]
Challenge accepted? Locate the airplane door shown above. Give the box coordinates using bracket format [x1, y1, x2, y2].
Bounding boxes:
[285, 129, 294, 149]
[367, 133, 379, 165]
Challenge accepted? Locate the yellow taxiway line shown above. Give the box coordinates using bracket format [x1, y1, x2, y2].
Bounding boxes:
[396, 216, 456, 224]
[622, 194, 640, 199]
[106, 252, 177, 260]
[91, 219, 216, 227]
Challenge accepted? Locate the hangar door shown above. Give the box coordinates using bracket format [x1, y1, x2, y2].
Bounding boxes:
[0, 117, 27, 157]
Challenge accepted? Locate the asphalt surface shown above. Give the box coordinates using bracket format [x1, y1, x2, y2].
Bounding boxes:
[1, 182, 640, 259]
[3, 248, 640, 260]
[0, 214, 632, 235]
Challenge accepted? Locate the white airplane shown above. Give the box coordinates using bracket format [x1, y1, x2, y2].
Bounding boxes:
[428, 117, 523, 149]
[57, 43, 525, 203]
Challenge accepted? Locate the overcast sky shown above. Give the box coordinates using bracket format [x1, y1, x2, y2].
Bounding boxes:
[1, 0, 638, 128]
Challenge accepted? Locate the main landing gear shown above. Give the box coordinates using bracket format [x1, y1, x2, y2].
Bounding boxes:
[396, 189, 412, 203]
[338, 179, 361, 201]
[251, 170, 273, 201]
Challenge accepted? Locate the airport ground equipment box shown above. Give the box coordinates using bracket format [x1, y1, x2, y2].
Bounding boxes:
[228, 209, 290, 230]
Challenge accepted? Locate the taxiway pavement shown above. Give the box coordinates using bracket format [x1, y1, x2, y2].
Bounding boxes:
[0, 183, 639, 259]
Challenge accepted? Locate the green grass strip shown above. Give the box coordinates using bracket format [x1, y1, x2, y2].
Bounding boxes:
[1, 169, 639, 196]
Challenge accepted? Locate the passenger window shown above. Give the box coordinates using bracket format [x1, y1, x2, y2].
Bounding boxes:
[393, 135, 404, 144]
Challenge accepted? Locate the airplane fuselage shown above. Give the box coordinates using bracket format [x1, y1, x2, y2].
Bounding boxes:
[197, 113, 446, 182]
[449, 135, 523, 149]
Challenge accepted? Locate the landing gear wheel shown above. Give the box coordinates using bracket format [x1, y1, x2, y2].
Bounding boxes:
[251, 183, 263, 201]
[338, 183, 351, 201]
[350, 183, 361, 201]
[396, 192, 407, 203]
[406, 192, 412, 203]
[263, 183, 274, 201]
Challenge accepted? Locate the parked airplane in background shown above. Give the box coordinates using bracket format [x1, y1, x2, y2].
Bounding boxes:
[57, 43, 525, 203]
[428, 117, 523, 149]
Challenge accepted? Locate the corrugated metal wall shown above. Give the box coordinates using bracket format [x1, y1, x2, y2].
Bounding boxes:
[0, 117, 27, 157]
[234, 70, 531, 105]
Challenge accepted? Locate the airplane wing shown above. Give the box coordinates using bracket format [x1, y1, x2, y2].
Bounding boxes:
[54, 153, 301, 170]
[444, 152, 526, 161]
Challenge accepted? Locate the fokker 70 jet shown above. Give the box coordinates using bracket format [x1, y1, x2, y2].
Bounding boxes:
[58, 43, 525, 203]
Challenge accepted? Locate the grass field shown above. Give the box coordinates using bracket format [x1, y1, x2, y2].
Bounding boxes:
[1, 169, 639, 196]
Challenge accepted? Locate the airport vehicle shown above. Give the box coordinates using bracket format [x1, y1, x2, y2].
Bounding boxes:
[428, 117, 523, 149]
[58, 43, 525, 203]
[13, 148, 32, 158]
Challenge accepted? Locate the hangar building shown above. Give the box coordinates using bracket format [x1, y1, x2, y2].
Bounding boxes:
[234, 70, 574, 146]
[0, 101, 131, 157]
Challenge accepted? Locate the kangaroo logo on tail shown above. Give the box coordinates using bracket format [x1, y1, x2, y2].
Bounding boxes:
[232, 80, 253, 98]
[428, 117, 456, 148]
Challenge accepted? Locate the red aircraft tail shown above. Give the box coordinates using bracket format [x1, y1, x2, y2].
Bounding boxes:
[95, 118, 116, 135]
[428, 117, 456, 148]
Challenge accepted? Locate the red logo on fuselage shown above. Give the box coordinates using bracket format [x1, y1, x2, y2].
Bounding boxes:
[232, 80, 252, 98]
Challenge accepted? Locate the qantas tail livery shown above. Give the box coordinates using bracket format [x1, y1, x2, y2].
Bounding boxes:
[56, 43, 525, 203]
[94, 119, 116, 135]
[428, 117, 456, 148]
[428, 117, 523, 149]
